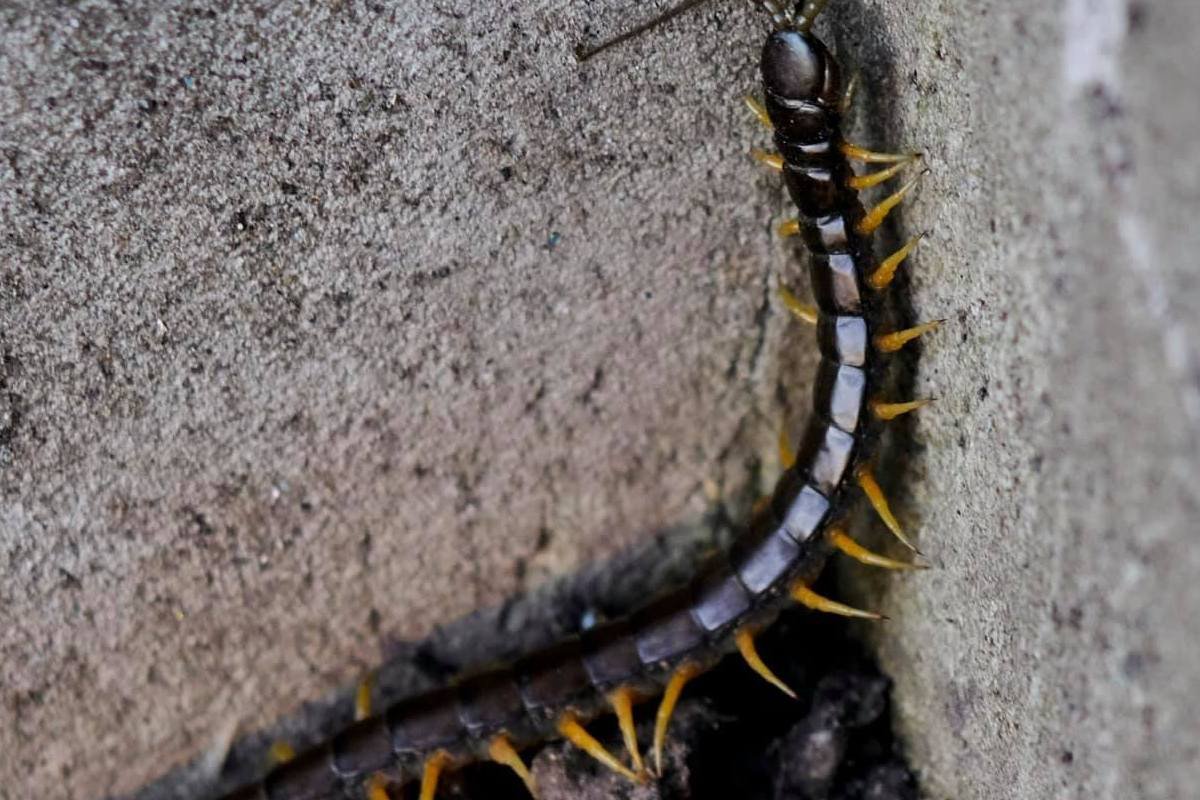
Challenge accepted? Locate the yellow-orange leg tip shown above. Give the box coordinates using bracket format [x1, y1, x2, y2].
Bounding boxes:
[776, 285, 818, 325]
[556, 712, 641, 783]
[777, 218, 802, 238]
[778, 424, 797, 471]
[735, 627, 796, 699]
[365, 773, 391, 800]
[608, 687, 646, 776]
[355, 674, 374, 721]
[750, 147, 784, 171]
[856, 468, 920, 553]
[744, 96, 773, 129]
[839, 141, 923, 164]
[653, 663, 702, 776]
[488, 735, 539, 798]
[870, 397, 933, 421]
[790, 583, 886, 620]
[874, 319, 943, 353]
[419, 751, 451, 800]
[267, 740, 296, 766]
[847, 159, 911, 191]
[868, 233, 925, 290]
[856, 169, 928, 236]
[829, 529, 926, 571]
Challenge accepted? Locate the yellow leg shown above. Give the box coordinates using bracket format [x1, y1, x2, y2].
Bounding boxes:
[874, 320, 942, 353]
[777, 218, 801, 238]
[557, 712, 640, 783]
[419, 751, 451, 800]
[653, 663, 702, 776]
[870, 397, 933, 421]
[848, 156, 919, 191]
[735, 627, 796, 699]
[489, 735, 539, 798]
[791, 583, 885, 620]
[608, 687, 646, 776]
[365, 773, 391, 800]
[267, 741, 295, 765]
[750, 147, 784, 171]
[777, 285, 818, 325]
[829, 529, 925, 571]
[856, 171, 927, 235]
[779, 424, 797, 470]
[856, 467, 919, 552]
[355, 674, 373, 721]
[840, 141, 921, 164]
[745, 96, 773, 129]
[869, 234, 924, 290]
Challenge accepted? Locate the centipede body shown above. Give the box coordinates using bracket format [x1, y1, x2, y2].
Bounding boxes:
[214, 3, 937, 799]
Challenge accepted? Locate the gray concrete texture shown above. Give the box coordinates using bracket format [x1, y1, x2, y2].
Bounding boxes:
[1, 0, 1197, 798]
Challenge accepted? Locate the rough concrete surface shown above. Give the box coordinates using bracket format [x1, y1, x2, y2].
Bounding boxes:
[1, 0, 1198, 799]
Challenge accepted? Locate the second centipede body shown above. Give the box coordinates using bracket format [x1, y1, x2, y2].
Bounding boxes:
[216, 4, 935, 800]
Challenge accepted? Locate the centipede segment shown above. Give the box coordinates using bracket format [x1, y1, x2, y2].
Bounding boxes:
[213, 2, 941, 799]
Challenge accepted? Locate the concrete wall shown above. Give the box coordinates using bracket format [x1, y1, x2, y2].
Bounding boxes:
[2, 0, 1197, 798]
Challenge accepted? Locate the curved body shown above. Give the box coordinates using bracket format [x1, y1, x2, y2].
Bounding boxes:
[219, 17, 914, 800]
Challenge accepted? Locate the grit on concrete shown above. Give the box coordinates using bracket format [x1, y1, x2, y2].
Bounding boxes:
[1, 1, 1197, 799]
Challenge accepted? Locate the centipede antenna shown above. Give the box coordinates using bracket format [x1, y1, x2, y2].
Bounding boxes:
[735, 627, 797, 698]
[609, 687, 646, 775]
[575, 0, 715, 61]
[653, 663, 702, 775]
[488, 735, 539, 798]
[856, 467, 920, 552]
[419, 751, 451, 800]
[796, 0, 831, 32]
[758, 0, 795, 29]
[557, 712, 641, 782]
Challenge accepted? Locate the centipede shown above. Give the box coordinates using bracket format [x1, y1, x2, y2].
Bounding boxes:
[214, 1, 939, 798]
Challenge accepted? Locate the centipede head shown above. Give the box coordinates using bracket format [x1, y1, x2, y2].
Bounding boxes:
[762, 29, 841, 108]
[760, 29, 842, 141]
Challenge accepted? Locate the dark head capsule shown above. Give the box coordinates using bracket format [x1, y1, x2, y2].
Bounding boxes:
[761, 29, 841, 107]
[761, 29, 842, 142]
